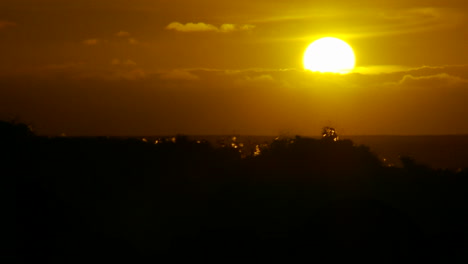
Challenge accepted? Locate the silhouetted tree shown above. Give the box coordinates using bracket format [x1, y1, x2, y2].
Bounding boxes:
[322, 126, 338, 142]
[10, 126, 467, 262]
[0, 120, 35, 140]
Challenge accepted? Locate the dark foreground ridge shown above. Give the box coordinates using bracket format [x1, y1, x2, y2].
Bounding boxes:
[6, 121, 468, 263]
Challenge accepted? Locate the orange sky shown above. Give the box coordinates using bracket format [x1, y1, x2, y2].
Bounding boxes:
[0, 0, 467, 136]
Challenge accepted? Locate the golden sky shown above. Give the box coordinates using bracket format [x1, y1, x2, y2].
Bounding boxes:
[0, 0, 467, 136]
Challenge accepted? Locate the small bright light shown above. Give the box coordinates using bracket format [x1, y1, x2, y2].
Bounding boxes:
[303, 37, 356, 74]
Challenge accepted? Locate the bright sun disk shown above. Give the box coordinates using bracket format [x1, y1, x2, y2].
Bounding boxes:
[303, 37, 356, 74]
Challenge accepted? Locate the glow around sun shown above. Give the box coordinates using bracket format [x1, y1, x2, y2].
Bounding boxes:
[303, 37, 356, 74]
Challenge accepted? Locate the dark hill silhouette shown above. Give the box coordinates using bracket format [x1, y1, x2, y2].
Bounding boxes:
[5, 121, 467, 263]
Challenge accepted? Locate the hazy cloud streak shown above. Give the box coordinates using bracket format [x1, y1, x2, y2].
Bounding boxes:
[166, 22, 255, 33]
[115, 31, 130, 37]
[82, 39, 100, 45]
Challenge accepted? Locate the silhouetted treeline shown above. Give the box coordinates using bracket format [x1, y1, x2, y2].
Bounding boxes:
[5, 121, 467, 263]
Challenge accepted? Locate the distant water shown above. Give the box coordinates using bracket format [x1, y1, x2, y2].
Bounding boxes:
[126, 135, 468, 170]
[343, 135, 468, 170]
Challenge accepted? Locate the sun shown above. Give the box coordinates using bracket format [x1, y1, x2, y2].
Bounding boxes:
[303, 37, 356, 74]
